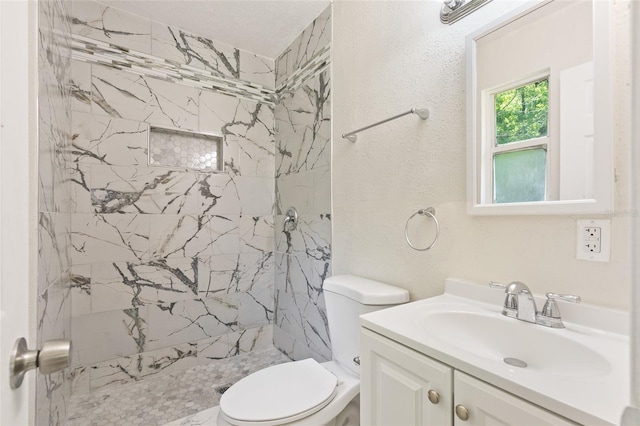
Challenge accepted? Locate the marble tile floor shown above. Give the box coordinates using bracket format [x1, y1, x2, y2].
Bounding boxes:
[67, 347, 291, 426]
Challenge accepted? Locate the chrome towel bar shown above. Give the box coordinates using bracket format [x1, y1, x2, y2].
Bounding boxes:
[342, 107, 430, 142]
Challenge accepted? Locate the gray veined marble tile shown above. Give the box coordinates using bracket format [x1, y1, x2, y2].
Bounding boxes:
[70, 264, 91, 317]
[275, 71, 331, 177]
[91, 64, 199, 130]
[71, 1, 152, 54]
[146, 296, 240, 351]
[240, 215, 275, 253]
[286, 6, 331, 79]
[236, 252, 274, 295]
[199, 92, 274, 149]
[274, 288, 330, 362]
[68, 161, 93, 214]
[70, 213, 150, 264]
[151, 23, 240, 79]
[71, 306, 149, 366]
[88, 343, 198, 392]
[38, 275, 72, 349]
[176, 173, 242, 216]
[223, 135, 241, 176]
[39, 99, 72, 214]
[150, 214, 240, 259]
[196, 334, 232, 364]
[198, 325, 272, 363]
[70, 365, 90, 395]
[275, 251, 329, 297]
[198, 90, 247, 136]
[36, 368, 70, 426]
[229, 324, 274, 354]
[38, 0, 73, 422]
[273, 324, 326, 363]
[71, 111, 149, 166]
[275, 170, 315, 215]
[89, 257, 199, 313]
[239, 51, 275, 90]
[197, 254, 241, 297]
[237, 286, 274, 328]
[275, 49, 289, 89]
[89, 165, 198, 214]
[238, 134, 276, 178]
[235, 176, 275, 216]
[38, 212, 69, 293]
[199, 93, 277, 178]
[198, 251, 273, 299]
[275, 212, 331, 257]
[71, 60, 92, 112]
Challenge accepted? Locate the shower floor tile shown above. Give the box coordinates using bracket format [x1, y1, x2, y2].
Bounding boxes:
[67, 347, 291, 426]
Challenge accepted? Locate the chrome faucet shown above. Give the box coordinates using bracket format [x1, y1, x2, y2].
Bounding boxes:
[490, 281, 536, 323]
[489, 281, 580, 328]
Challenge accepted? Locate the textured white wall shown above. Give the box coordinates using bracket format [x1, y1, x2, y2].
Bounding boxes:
[332, 0, 631, 309]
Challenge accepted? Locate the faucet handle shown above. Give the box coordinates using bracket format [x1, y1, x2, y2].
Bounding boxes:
[545, 293, 581, 304]
[488, 281, 519, 318]
[489, 281, 506, 290]
[539, 293, 581, 328]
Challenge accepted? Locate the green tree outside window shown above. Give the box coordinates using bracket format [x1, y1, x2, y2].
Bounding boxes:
[495, 79, 549, 145]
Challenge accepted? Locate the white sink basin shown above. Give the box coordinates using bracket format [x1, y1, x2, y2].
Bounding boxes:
[417, 309, 612, 378]
[360, 278, 629, 426]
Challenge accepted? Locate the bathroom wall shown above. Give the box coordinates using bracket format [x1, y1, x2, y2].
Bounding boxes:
[273, 8, 333, 362]
[68, 1, 276, 394]
[332, 0, 631, 309]
[37, 0, 73, 424]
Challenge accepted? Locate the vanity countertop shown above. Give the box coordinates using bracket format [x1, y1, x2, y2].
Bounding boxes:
[360, 278, 629, 426]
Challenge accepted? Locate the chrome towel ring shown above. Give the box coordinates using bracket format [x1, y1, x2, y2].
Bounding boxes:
[404, 207, 440, 251]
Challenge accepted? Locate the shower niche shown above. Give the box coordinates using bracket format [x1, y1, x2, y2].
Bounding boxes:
[149, 126, 224, 172]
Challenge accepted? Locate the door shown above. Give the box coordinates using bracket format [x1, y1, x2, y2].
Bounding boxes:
[453, 371, 577, 426]
[361, 328, 453, 426]
[0, 0, 38, 424]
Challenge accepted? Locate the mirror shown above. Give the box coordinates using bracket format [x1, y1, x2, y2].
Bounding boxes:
[466, 0, 613, 215]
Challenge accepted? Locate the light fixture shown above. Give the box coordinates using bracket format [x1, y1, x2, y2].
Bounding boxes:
[440, 0, 493, 25]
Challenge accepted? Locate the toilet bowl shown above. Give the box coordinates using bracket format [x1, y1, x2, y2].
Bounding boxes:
[216, 275, 409, 426]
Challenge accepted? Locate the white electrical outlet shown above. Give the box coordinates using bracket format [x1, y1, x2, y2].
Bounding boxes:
[576, 219, 610, 262]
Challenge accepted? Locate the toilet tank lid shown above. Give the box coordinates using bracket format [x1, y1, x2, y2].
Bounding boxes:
[324, 275, 410, 305]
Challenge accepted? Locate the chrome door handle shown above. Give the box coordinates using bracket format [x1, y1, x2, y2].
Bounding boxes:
[9, 337, 71, 389]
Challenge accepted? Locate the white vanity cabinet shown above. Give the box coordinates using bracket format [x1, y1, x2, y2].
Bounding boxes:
[361, 328, 577, 426]
[453, 371, 576, 426]
[360, 328, 453, 425]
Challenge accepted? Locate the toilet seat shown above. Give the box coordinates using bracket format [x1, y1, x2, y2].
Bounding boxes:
[220, 359, 339, 426]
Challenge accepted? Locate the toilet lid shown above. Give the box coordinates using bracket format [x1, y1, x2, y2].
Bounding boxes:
[220, 358, 338, 425]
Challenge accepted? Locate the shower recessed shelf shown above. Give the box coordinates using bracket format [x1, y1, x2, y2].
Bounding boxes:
[148, 126, 223, 172]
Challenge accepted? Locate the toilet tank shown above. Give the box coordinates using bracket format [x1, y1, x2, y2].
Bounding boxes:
[324, 275, 409, 376]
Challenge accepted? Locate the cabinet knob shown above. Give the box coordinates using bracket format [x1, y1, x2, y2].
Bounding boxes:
[427, 389, 440, 404]
[455, 404, 470, 421]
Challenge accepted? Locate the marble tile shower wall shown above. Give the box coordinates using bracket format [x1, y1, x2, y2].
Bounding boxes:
[38, 0, 73, 424]
[68, 1, 276, 395]
[273, 8, 333, 363]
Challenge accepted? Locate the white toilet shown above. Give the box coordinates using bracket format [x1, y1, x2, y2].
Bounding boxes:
[215, 275, 410, 426]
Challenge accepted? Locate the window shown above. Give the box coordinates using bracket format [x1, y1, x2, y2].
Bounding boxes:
[486, 77, 549, 203]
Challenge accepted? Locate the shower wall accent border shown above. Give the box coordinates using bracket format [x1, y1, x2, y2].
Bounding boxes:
[71, 35, 330, 106]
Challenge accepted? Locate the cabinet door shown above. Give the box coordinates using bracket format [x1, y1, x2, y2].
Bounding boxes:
[453, 371, 577, 426]
[361, 328, 453, 426]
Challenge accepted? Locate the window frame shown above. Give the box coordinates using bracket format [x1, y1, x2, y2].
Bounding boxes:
[465, 0, 614, 216]
[481, 71, 552, 204]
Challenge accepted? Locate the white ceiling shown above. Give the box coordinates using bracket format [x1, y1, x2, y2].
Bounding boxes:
[100, 0, 331, 58]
